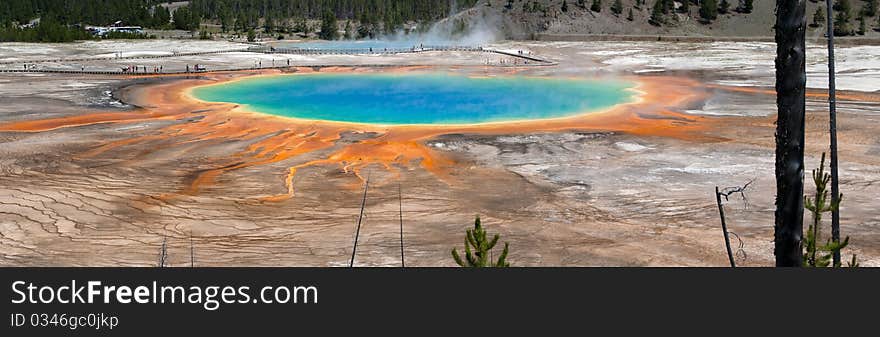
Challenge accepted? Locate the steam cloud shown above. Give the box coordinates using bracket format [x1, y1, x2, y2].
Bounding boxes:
[363, 5, 501, 47]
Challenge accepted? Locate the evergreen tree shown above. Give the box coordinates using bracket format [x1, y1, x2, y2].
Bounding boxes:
[803, 154, 857, 267]
[737, 0, 754, 13]
[857, 14, 866, 34]
[719, 0, 731, 14]
[627, 7, 635, 20]
[235, 12, 247, 32]
[562, 0, 570, 12]
[219, 9, 232, 32]
[863, 0, 878, 17]
[591, 0, 603, 12]
[293, 17, 308, 33]
[680, 0, 691, 13]
[263, 12, 275, 33]
[357, 22, 373, 39]
[700, 0, 719, 22]
[451, 216, 510, 268]
[319, 9, 338, 40]
[612, 0, 624, 15]
[811, 6, 825, 27]
[833, 0, 854, 35]
[172, 6, 200, 31]
[152, 6, 171, 29]
[649, 0, 667, 25]
[246, 28, 255, 42]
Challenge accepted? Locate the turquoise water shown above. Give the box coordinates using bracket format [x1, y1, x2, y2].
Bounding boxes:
[191, 73, 636, 125]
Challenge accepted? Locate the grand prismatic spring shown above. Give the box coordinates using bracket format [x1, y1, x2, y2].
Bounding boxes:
[190, 73, 637, 125]
[1, 38, 880, 268]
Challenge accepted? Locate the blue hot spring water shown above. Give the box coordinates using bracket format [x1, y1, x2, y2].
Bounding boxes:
[191, 73, 636, 125]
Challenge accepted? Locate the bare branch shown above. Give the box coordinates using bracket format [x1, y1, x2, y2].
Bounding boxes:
[719, 178, 755, 210]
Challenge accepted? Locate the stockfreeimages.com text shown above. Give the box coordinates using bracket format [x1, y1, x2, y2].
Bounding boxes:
[11, 281, 317, 311]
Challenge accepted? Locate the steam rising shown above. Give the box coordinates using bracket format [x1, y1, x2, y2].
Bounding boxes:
[363, 5, 501, 47]
[287, 4, 502, 49]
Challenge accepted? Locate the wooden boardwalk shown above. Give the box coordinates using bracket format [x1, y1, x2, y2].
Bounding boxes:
[256, 45, 555, 64]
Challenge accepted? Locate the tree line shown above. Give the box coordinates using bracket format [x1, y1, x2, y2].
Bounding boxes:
[189, 0, 478, 34]
[190, 0, 478, 22]
[647, 0, 754, 26]
[810, 0, 879, 36]
[0, 0, 175, 42]
[2, 0, 480, 42]
[0, 17, 92, 42]
[0, 0, 174, 28]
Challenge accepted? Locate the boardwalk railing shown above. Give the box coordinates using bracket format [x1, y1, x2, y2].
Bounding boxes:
[252, 45, 487, 55]
[250, 45, 555, 64]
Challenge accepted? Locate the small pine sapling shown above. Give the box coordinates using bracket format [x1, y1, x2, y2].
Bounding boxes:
[803, 153, 857, 267]
[452, 216, 510, 267]
[612, 0, 624, 15]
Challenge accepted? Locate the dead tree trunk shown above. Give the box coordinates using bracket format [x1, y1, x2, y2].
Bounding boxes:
[158, 235, 168, 268]
[398, 182, 405, 268]
[190, 232, 195, 268]
[349, 173, 370, 267]
[715, 187, 737, 267]
[824, 0, 842, 266]
[774, 0, 807, 266]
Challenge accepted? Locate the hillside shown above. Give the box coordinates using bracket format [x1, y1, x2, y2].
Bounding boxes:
[458, 0, 880, 39]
